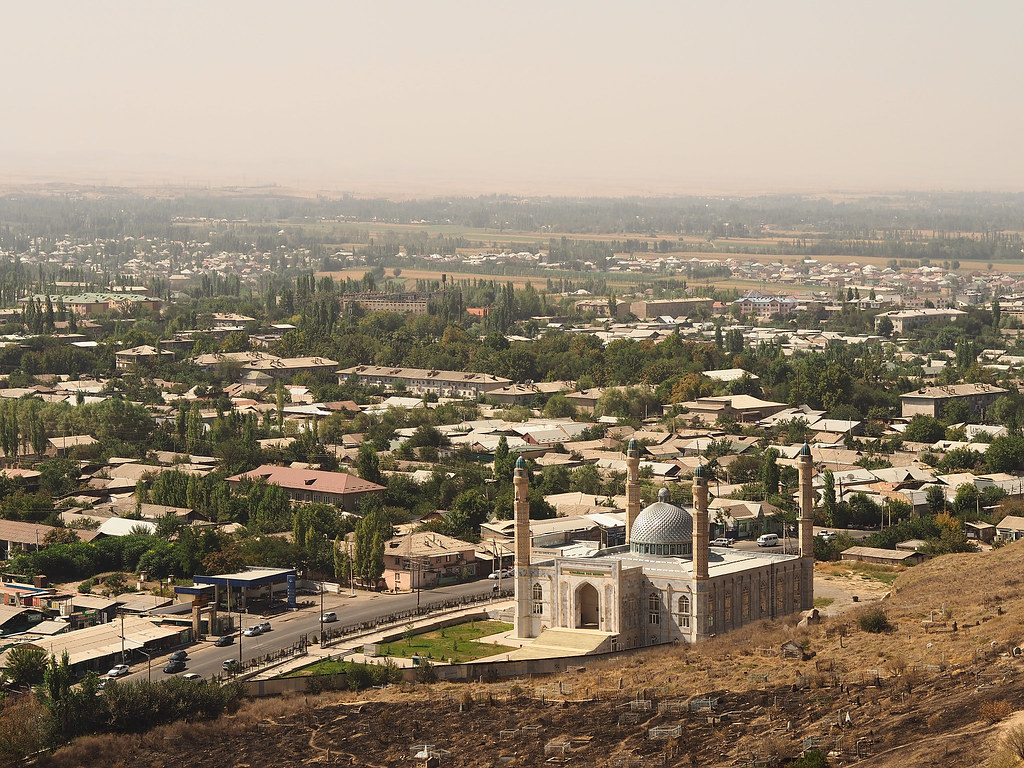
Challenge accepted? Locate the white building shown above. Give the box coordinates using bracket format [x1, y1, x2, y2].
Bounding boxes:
[509, 442, 816, 653]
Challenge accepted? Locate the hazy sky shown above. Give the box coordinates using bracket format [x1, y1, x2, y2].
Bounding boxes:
[3, 1, 1022, 195]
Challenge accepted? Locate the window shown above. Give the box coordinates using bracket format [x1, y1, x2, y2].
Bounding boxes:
[648, 593, 661, 625]
[759, 581, 768, 614]
[532, 583, 543, 615]
[794, 576, 802, 605]
[724, 591, 733, 626]
[677, 595, 690, 628]
[742, 585, 750, 619]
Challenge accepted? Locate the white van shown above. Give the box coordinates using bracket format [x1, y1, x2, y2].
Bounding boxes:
[756, 533, 779, 548]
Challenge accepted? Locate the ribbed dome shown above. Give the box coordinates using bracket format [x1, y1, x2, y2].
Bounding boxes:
[630, 488, 693, 556]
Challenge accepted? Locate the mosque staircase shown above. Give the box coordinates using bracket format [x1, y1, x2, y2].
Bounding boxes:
[507, 627, 615, 660]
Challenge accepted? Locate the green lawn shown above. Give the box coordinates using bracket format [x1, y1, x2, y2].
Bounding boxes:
[284, 658, 351, 677]
[814, 597, 835, 609]
[380, 620, 515, 664]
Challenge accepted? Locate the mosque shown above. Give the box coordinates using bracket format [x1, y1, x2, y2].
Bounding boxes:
[511, 441, 816, 650]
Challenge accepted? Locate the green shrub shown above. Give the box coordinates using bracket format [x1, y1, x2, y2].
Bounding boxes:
[858, 607, 893, 634]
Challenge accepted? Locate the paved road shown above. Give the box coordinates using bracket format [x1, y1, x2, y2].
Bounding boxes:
[118, 579, 499, 683]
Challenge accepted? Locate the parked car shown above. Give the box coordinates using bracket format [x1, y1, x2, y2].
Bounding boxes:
[214, 635, 234, 647]
[321, 612, 338, 623]
[106, 664, 130, 677]
[163, 659, 186, 674]
[97, 676, 113, 690]
[487, 571, 503, 580]
[169, 650, 189, 662]
[222, 659, 240, 672]
[242, 625, 262, 637]
[182, 673, 202, 681]
[756, 533, 780, 547]
[710, 538, 734, 547]
[818, 530, 838, 542]
[256, 621, 271, 633]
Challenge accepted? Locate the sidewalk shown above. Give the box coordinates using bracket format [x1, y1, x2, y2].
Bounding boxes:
[249, 598, 515, 680]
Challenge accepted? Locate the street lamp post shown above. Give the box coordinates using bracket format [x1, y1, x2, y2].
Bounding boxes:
[319, 583, 324, 647]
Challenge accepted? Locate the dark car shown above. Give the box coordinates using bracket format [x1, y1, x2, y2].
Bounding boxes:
[214, 635, 234, 647]
[169, 650, 189, 662]
[163, 659, 186, 674]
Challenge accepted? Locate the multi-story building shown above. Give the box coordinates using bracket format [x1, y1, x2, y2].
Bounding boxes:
[337, 365, 511, 399]
[225, 465, 384, 511]
[382, 532, 478, 591]
[874, 308, 965, 334]
[900, 383, 1007, 419]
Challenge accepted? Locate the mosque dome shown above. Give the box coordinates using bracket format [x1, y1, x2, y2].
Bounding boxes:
[630, 487, 694, 557]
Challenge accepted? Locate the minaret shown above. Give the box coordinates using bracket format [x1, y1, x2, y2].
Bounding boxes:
[513, 455, 534, 638]
[797, 443, 815, 610]
[798, 443, 815, 559]
[692, 464, 710, 638]
[625, 438, 641, 544]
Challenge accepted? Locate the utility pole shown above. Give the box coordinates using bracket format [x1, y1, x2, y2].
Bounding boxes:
[120, 611, 125, 664]
[319, 583, 324, 646]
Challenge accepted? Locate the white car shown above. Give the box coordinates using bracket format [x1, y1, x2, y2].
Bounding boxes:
[106, 664, 130, 677]
[818, 530, 838, 542]
[321, 612, 338, 623]
[182, 673, 203, 681]
[710, 538, 734, 548]
[242, 626, 262, 637]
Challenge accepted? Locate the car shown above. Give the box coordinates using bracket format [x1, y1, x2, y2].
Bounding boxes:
[97, 676, 113, 690]
[213, 635, 234, 647]
[169, 650, 189, 662]
[106, 664, 130, 677]
[818, 530, 838, 542]
[321, 611, 338, 623]
[256, 621, 271, 633]
[487, 571, 503, 580]
[242, 625, 262, 637]
[710, 538, 734, 547]
[182, 673, 202, 681]
[163, 660, 186, 674]
[222, 659, 240, 672]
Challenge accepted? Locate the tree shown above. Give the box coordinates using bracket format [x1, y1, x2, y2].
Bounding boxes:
[822, 470, 837, 526]
[445, 489, 490, 541]
[760, 449, 780, 498]
[3, 645, 47, 687]
[357, 443, 382, 485]
[902, 414, 945, 444]
[353, 507, 391, 587]
[926, 485, 946, 515]
[493, 435, 514, 483]
[986, 434, 1024, 473]
[543, 393, 576, 419]
[876, 316, 894, 338]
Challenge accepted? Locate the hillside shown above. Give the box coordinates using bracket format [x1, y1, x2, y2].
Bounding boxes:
[28, 543, 1024, 768]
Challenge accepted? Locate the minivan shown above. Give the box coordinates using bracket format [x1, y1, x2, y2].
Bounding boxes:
[756, 533, 779, 547]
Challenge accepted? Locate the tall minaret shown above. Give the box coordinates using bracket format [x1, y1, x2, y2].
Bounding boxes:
[797, 443, 816, 610]
[692, 464, 710, 638]
[625, 438, 641, 544]
[798, 443, 815, 559]
[513, 455, 534, 638]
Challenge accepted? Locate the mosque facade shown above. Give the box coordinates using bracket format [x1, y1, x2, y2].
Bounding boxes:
[513, 442, 816, 648]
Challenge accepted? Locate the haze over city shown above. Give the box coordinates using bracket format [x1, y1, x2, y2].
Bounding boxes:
[3, 0, 1023, 195]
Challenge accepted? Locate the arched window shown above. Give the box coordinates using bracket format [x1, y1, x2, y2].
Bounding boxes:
[794, 575, 802, 605]
[742, 585, 751, 619]
[724, 590, 733, 627]
[648, 593, 661, 625]
[759, 580, 768, 614]
[677, 595, 690, 628]
[531, 583, 543, 615]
